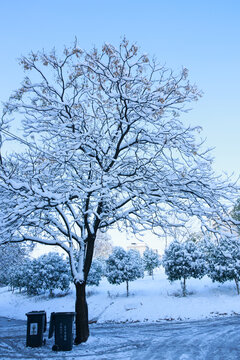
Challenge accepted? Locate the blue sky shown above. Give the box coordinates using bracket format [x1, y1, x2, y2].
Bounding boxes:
[0, 0, 239, 176]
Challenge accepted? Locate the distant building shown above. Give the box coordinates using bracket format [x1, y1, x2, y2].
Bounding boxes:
[127, 242, 147, 255]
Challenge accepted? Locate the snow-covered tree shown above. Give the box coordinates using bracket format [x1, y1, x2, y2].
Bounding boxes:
[0, 242, 33, 286]
[93, 232, 113, 259]
[9, 252, 71, 296]
[142, 247, 161, 278]
[106, 247, 144, 296]
[25, 258, 45, 295]
[232, 198, 240, 235]
[8, 259, 31, 292]
[86, 258, 105, 286]
[9, 257, 42, 295]
[36, 252, 71, 296]
[0, 39, 238, 343]
[206, 237, 240, 294]
[162, 240, 206, 296]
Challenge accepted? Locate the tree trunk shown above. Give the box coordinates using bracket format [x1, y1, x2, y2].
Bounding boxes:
[74, 282, 89, 344]
[126, 280, 129, 297]
[74, 230, 99, 344]
[181, 278, 187, 297]
[234, 278, 240, 295]
[151, 270, 154, 280]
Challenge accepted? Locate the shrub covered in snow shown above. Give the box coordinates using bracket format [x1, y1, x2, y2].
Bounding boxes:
[25, 257, 45, 295]
[142, 247, 161, 278]
[106, 247, 144, 296]
[8, 260, 32, 292]
[93, 232, 113, 259]
[206, 237, 240, 294]
[36, 252, 71, 296]
[87, 258, 105, 286]
[9, 252, 71, 296]
[0, 242, 33, 287]
[162, 240, 206, 296]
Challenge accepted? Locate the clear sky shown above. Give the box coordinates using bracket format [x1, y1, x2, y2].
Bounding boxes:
[0, 0, 239, 177]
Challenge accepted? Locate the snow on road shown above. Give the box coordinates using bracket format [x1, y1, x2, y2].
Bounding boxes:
[1, 316, 240, 359]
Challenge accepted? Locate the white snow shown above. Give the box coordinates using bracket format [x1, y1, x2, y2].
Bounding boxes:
[1, 267, 240, 323]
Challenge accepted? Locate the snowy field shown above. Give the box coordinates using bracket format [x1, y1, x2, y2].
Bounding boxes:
[1, 267, 240, 323]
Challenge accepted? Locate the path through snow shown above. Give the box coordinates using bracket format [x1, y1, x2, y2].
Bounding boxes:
[1, 316, 240, 359]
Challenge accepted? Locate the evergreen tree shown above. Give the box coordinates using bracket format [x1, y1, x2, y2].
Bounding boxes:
[9, 252, 71, 296]
[106, 247, 144, 296]
[93, 232, 113, 259]
[206, 237, 240, 294]
[162, 240, 206, 296]
[87, 258, 105, 286]
[232, 198, 240, 234]
[37, 252, 71, 296]
[8, 259, 31, 292]
[26, 258, 45, 295]
[142, 247, 161, 278]
[0, 242, 33, 286]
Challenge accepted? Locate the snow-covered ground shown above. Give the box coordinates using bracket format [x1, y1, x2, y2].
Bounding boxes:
[1, 267, 240, 323]
[2, 316, 240, 359]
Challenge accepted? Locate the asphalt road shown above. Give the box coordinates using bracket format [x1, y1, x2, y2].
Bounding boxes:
[1, 316, 240, 359]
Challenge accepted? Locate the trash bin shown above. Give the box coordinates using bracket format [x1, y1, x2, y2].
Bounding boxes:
[48, 312, 75, 351]
[26, 311, 47, 347]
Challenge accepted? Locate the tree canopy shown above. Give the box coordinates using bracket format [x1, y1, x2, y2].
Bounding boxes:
[0, 39, 238, 343]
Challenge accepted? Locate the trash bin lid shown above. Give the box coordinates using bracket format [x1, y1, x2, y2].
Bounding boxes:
[26, 310, 46, 316]
[53, 312, 76, 315]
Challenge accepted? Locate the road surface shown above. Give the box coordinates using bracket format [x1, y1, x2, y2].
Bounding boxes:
[1, 316, 240, 359]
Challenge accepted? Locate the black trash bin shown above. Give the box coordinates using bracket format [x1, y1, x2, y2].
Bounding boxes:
[26, 311, 47, 347]
[48, 312, 75, 351]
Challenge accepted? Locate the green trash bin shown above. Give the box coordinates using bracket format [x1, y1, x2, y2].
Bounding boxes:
[26, 311, 47, 347]
[48, 312, 75, 351]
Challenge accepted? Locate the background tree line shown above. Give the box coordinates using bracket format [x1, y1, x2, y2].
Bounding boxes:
[3, 230, 240, 298]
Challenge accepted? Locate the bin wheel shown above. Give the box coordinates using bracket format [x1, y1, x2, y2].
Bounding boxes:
[52, 344, 59, 351]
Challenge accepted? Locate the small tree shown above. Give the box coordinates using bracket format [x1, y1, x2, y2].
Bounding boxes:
[162, 240, 206, 296]
[10, 252, 71, 296]
[106, 247, 144, 296]
[26, 258, 45, 295]
[206, 237, 240, 294]
[232, 199, 240, 235]
[93, 232, 113, 259]
[0, 243, 33, 286]
[8, 259, 31, 292]
[37, 252, 71, 296]
[143, 247, 161, 279]
[86, 258, 105, 286]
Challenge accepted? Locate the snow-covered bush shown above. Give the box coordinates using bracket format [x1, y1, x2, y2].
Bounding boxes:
[8, 260, 31, 292]
[206, 237, 240, 294]
[0, 242, 33, 287]
[106, 247, 144, 296]
[8, 258, 41, 295]
[142, 247, 161, 278]
[162, 240, 206, 296]
[93, 232, 113, 259]
[37, 252, 71, 296]
[9, 252, 71, 296]
[87, 258, 105, 286]
[25, 258, 45, 295]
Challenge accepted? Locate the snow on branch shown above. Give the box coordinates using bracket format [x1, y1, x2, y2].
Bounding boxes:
[0, 39, 239, 281]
